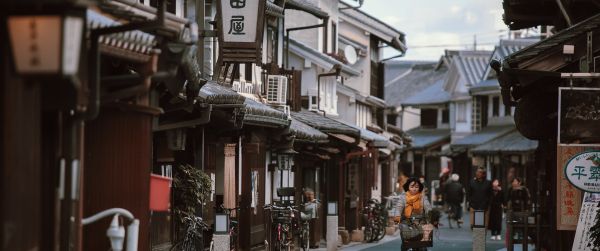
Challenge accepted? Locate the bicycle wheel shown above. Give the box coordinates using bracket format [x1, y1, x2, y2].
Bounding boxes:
[375, 221, 386, 241]
[364, 223, 373, 243]
[300, 224, 310, 251]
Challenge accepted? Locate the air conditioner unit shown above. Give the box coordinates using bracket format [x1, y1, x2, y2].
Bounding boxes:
[232, 81, 242, 92]
[266, 75, 288, 105]
[308, 95, 318, 111]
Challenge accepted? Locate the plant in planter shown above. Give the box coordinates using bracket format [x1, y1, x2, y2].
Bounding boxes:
[172, 164, 212, 242]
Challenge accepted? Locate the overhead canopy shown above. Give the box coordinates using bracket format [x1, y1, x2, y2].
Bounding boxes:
[405, 128, 451, 149]
[242, 99, 290, 128]
[352, 125, 389, 148]
[471, 130, 538, 154]
[452, 125, 515, 147]
[291, 110, 360, 138]
[197, 81, 245, 105]
[289, 117, 328, 143]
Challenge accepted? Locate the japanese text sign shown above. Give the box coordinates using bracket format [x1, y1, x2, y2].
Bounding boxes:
[564, 150, 600, 193]
[557, 145, 583, 230]
[217, 0, 266, 63]
[219, 0, 260, 43]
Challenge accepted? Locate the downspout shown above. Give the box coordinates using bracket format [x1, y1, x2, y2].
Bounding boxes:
[80, 0, 168, 121]
[285, 19, 329, 69]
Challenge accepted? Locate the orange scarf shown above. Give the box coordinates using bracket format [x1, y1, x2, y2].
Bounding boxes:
[404, 192, 423, 218]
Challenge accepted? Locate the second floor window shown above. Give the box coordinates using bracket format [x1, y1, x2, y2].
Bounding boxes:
[442, 108, 449, 124]
[456, 102, 467, 122]
[421, 109, 437, 128]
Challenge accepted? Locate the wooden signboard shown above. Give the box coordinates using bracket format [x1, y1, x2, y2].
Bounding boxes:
[557, 145, 584, 230]
[572, 192, 600, 251]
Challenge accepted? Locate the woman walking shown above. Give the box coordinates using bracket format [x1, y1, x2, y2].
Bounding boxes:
[398, 177, 432, 251]
[488, 179, 505, 240]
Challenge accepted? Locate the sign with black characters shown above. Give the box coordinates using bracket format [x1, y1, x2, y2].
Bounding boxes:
[217, 0, 266, 63]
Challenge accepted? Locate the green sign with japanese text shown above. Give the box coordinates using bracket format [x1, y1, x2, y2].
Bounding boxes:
[564, 150, 600, 193]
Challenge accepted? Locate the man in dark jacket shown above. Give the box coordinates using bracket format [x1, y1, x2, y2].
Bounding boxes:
[467, 167, 493, 229]
[444, 173, 464, 228]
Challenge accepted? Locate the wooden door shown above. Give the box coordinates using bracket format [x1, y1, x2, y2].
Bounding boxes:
[240, 143, 266, 249]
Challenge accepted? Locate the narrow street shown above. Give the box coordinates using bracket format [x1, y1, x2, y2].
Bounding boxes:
[335, 212, 507, 251]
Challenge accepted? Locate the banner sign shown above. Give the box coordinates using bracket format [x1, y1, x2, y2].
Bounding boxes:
[558, 87, 600, 146]
[564, 150, 600, 193]
[557, 146, 583, 230]
[217, 0, 266, 63]
[572, 192, 600, 251]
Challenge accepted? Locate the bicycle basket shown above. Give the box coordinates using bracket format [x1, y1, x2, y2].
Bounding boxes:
[272, 209, 293, 222]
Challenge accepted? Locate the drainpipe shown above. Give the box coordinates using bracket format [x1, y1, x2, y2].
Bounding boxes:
[285, 18, 329, 70]
[80, 0, 168, 121]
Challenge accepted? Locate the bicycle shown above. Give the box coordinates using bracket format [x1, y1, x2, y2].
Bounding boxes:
[296, 209, 311, 251]
[362, 199, 387, 243]
[220, 205, 241, 251]
[265, 204, 296, 251]
[170, 215, 209, 251]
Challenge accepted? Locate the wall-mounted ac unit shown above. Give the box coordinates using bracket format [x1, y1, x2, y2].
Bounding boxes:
[232, 81, 242, 92]
[266, 75, 288, 105]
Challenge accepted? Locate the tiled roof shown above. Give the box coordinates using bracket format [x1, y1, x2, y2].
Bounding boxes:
[291, 110, 360, 137]
[352, 125, 389, 148]
[197, 81, 245, 105]
[243, 99, 290, 127]
[290, 118, 328, 143]
[453, 50, 493, 86]
[493, 39, 539, 61]
[470, 79, 500, 95]
[405, 128, 451, 149]
[402, 79, 451, 107]
[452, 125, 515, 147]
[505, 13, 600, 68]
[385, 62, 447, 107]
[87, 9, 157, 58]
[471, 130, 538, 154]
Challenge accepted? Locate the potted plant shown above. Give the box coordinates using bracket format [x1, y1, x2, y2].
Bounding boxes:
[172, 164, 212, 244]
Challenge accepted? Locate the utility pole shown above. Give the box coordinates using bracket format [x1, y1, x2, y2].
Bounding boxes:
[473, 34, 477, 50]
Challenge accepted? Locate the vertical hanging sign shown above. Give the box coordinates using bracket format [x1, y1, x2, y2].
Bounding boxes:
[217, 0, 266, 63]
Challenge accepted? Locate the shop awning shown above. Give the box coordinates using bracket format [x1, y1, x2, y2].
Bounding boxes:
[289, 117, 328, 144]
[471, 131, 538, 154]
[291, 110, 360, 140]
[452, 125, 515, 147]
[242, 99, 290, 128]
[405, 128, 451, 149]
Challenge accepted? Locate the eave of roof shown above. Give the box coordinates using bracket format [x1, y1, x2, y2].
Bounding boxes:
[291, 110, 360, 137]
[285, 0, 329, 19]
[405, 128, 451, 149]
[452, 125, 515, 147]
[289, 39, 360, 76]
[471, 130, 538, 154]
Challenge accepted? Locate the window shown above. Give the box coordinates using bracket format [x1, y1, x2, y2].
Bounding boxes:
[421, 109, 437, 128]
[316, 78, 337, 115]
[492, 96, 500, 117]
[456, 102, 467, 122]
[356, 103, 372, 128]
[387, 114, 398, 126]
[442, 108, 449, 124]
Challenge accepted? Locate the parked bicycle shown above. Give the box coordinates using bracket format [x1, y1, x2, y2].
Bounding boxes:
[220, 205, 241, 251]
[265, 204, 299, 251]
[170, 215, 209, 251]
[362, 198, 387, 243]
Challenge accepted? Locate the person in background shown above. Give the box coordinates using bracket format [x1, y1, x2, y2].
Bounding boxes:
[507, 177, 530, 212]
[444, 173, 465, 228]
[488, 179, 505, 240]
[467, 167, 493, 229]
[419, 175, 429, 199]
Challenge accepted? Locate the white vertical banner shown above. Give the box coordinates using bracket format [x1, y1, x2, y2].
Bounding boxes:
[572, 192, 600, 251]
[219, 0, 259, 43]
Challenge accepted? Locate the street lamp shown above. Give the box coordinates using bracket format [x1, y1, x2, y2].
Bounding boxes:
[327, 201, 338, 216]
[7, 9, 85, 76]
[215, 213, 229, 234]
[473, 209, 485, 228]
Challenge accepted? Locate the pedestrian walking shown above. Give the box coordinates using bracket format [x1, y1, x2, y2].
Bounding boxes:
[489, 179, 505, 240]
[467, 167, 493, 229]
[507, 177, 530, 212]
[443, 173, 464, 228]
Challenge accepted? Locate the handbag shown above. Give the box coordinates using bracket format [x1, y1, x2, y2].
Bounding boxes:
[400, 221, 423, 241]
